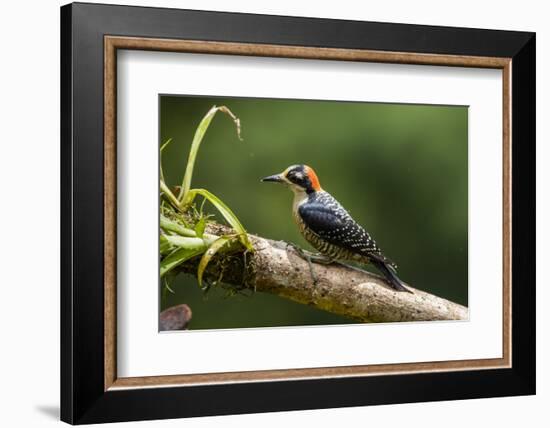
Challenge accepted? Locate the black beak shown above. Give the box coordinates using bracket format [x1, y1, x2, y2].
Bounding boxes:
[261, 174, 284, 183]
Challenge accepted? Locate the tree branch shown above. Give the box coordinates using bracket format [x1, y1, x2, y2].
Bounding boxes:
[178, 222, 468, 323]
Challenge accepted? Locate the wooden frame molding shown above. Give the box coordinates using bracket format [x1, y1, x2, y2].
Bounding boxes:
[104, 35, 512, 391]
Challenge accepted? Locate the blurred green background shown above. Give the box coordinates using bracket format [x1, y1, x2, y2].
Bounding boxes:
[160, 95, 468, 329]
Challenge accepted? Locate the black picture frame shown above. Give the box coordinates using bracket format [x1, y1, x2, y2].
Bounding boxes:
[61, 2, 535, 424]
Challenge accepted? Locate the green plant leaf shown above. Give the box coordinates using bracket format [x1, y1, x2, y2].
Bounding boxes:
[179, 105, 242, 204]
[160, 246, 205, 277]
[160, 215, 194, 237]
[160, 180, 181, 209]
[163, 275, 175, 294]
[160, 138, 173, 183]
[159, 235, 173, 255]
[159, 105, 251, 288]
[186, 188, 253, 250]
[162, 235, 207, 250]
[196, 236, 234, 287]
[195, 217, 207, 238]
[160, 137, 173, 152]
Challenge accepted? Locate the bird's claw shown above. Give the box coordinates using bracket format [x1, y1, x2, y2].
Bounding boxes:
[284, 242, 333, 286]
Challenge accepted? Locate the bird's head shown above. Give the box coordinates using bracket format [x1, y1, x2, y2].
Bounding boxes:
[261, 164, 322, 194]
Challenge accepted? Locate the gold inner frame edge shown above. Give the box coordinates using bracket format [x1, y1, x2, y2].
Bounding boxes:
[104, 36, 512, 391]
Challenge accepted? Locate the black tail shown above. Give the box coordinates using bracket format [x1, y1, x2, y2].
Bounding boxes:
[371, 259, 412, 293]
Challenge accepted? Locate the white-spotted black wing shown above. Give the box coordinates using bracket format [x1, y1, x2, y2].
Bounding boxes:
[298, 192, 397, 269]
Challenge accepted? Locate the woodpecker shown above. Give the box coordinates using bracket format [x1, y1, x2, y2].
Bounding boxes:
[262, 164, 410, 292]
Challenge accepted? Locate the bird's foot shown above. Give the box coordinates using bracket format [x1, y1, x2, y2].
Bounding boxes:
[285, 243, 333, 264]
[285, 243, 334, 285]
